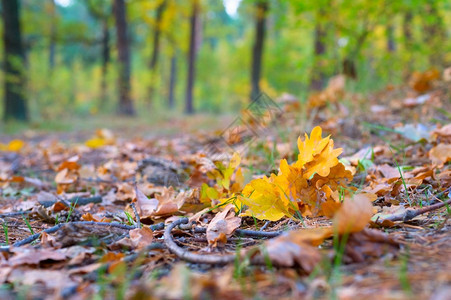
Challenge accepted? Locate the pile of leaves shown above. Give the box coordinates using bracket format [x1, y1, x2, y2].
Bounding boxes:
[1, 73, 450, 299]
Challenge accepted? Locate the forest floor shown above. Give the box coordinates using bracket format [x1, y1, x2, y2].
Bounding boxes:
[1, 73, 450, 299]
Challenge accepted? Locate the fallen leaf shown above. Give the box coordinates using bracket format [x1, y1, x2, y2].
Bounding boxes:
[8, 248, 67, 266]
[429, 144, 451, 165]
[333, 193, 376, 234]
[206, 204, 241, 248]
[342, 228, 399, 263]
[256, 227, 332, 272]
[129, 227, 154, 249]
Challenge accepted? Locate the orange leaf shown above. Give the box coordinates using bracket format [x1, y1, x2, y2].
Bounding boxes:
[333, 193, 376, 234]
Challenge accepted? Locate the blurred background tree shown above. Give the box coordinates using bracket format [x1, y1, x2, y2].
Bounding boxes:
[0, 0, 449, 123]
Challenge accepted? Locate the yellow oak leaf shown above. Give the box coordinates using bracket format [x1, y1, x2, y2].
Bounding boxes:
[85, 137, 106, 149]
[239, 178, 289, 221]
[303, 140, 342, 178]
[296, 126, 330, 168]
[273, 159, 308, 204]
[0, 139, 25, 152]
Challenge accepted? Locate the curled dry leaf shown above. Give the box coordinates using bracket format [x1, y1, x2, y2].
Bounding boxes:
[129, 227, 154, 250]
[6, 248, 67, 267]
[429, 144, 451, 165]
[431, 123, 451, 143]
[333, 193, 376, 234]
[206, 204, 241, 248]
[342, 228, 400, 264]
[256, 227, 332, 273]
[134, 184, 159, 218]
[134, 185, 187, 220]
[8, 269, 76, 291]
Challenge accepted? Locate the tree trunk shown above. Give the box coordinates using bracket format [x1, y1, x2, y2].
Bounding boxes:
[403, 11, 413, 48]
[2, 0, 28, 121]
[423, 0, 445, 67]
[250, 0, 268, 100]
[310, 9, 327, 91]
[342, 29, 369, 80]
[100, 19, 110, 109]
[113, 0, 134, 115]
[168, 53, 177, 109]
[185, 0, 200, 114]
[49, 0, 56, 72]
[386, 23, 396, 53]
[147, 0, 167, 107]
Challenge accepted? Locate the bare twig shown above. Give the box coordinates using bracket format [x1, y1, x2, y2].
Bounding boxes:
[150, 222, 165, 231]
[193, 226, 282, 238]
[378, 198, 451, 224]
[122, 242, 166, 263]
[260, 221, 270, 231]
[164, 218, 282, 266]
[130, 202, 141, 228]
[39, 196, 102, 208]
[164, 218, 236, 265]
[13, 221, 136, 247]
[0, 211, 31, 219]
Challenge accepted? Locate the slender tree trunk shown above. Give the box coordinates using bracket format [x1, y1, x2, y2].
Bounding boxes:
[402, 11, 413, 77]
[250, 0, 268, 100]
[342, 29, 369, 80]
[2, 0, 28, 121]
[423, 0, 445, 67]
[49, 0, 56, 72]
[185, 0, 200, 114]
[100, 19, 110, 109]
[386, 23, 396, 53]
[113, 0, 134, 115]
[310, 9, 327, 91]
[148, 0, 167, 107]
[403, 11, 413, 48]
[168, 53, 177, 109]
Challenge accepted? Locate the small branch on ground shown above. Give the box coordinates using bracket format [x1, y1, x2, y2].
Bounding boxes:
[130, 202, 141, 228]
[194, 226, 282, 238]
[13, 221, 136, 247]
[39, 196, 102, 208]
[164, 218, 282, 266]
[164, 218, 236, 265]
[377, 198, 451, 224]
[0, 211, 31, 219]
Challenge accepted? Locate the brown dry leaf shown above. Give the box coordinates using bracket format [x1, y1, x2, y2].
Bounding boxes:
[55, 168, 77, 184]
[99, 252, 125, 263]
[429, 144, 451, 165]
[377, 164, 400, 179]
[81, 212, 111, 222]
[113, 183, 135, 202]
[364, 182, 394, 196]
[7, 268, 76, 290]
[7, 248, 67, 267]
[333, 193, 376, 234]
[134, 184, 159, 218]
[154, 187, 185, 216]
[129, 227, 154, 250]
[409, 69, 440, 93]
[258, 227, 332, 273]
[40, 231, 61, 248]
[206, 204, 241, 248]
[342, 228, 400, 263]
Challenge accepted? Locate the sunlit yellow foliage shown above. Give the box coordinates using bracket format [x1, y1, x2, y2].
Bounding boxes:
[0, 139, 25, 152]
[239, 126, 353, 220]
